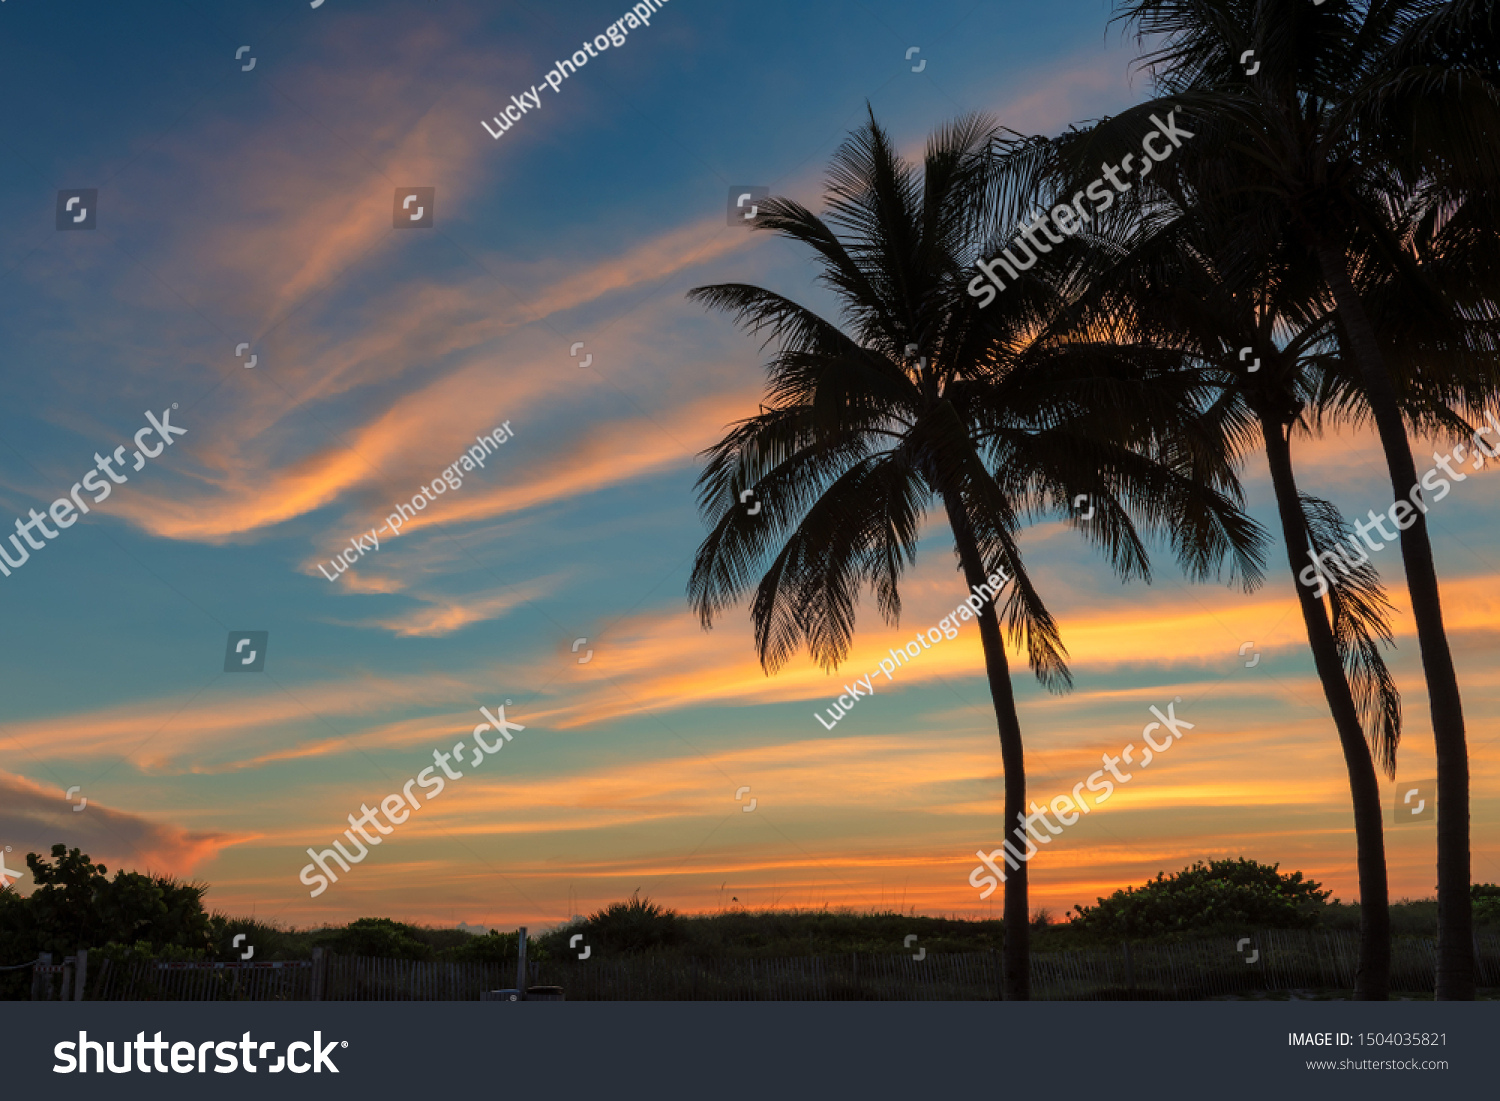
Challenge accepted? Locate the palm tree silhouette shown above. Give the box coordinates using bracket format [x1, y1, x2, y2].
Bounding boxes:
[1039, 163, 1409, 996]
[1093, 0, 1500, 1001]
[686, 111, 1266, 998]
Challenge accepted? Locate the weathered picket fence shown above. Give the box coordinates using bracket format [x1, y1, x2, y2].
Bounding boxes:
[527, 929, 1485, 1000]
[22, 929, 1500, 1001]
[29, 950, 323, 1002]
[28, 948, 538, 1002]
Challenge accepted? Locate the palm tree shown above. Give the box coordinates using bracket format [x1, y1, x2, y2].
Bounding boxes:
[686, 111, 1267, 998]
[1034, 169, 1405, 996]
[1094, 0, 1500, 1000]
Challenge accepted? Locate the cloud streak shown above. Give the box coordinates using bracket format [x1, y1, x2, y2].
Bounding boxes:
[0, 771, 246, 883]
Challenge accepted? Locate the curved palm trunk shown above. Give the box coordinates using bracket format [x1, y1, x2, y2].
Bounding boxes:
[940, 490, 1030, 999]
[1315, 242, 1474, 1000]
[1261, 416, 1391, 1000]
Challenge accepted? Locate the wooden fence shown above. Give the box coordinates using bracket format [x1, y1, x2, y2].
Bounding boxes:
[320, 955, 528, 1001]
[32, 953, 321, 1002]
[24, 929, 1500, 1001]
[539, 929, 1500, 1000]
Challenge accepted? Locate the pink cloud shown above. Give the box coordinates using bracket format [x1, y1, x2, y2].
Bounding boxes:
[0, 771, 247, 884]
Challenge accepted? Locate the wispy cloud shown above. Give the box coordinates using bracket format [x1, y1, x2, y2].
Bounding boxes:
[0, 771, 246, 879]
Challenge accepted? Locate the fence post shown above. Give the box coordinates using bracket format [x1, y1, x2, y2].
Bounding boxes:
[516, 927, 528, 1000]
[1123, 940, 1135, 993]
[31, 953, 51, 1001]
[73, 949, 88, 1001]
[310, 948, 326, 1001]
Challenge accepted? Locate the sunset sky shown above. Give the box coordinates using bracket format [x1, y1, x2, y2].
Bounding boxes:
[0, 0, 1496, 934]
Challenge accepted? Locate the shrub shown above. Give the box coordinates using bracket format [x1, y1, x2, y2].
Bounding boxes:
[1069, 859, 1330, 938]
[548, 894, 685, 956]
[1, 845, 215, 958]
[312, 918, 432, 960]
[447, 929, 522, 963]
[1474, 884, 1500, 926]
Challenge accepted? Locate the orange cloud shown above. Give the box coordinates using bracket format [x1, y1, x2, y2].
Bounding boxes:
[467, 547, 1500, 738]
[383, 392, 755, 537]
[362, 578, 560, 638]
[0, 670, 479, 774]
[0, 771, 247, 883]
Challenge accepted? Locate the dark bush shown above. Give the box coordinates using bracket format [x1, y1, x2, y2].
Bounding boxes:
[1474, 884, 1500, 926]
[1069, 858, 1331, 938]
[547, 894, 685, 956]
[1, 845, 215, 959]
[312, 917, 432, 960]
[447, 929, 522, 963]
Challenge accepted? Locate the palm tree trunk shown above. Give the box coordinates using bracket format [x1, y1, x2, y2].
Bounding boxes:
[1315, 241, 1474, 1000]
[1260, 415, 1391, 999]
[940, 490, 1030, 999]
